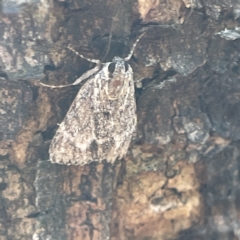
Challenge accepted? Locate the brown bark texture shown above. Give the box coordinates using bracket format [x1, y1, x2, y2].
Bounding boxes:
[1, 0, 240, 239]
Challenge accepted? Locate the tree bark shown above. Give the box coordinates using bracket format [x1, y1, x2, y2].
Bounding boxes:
[1, 0, 240, 239]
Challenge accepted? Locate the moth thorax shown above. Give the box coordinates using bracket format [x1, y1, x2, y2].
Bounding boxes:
[104, 60, 129, 99]
[106, 75, 127, 99]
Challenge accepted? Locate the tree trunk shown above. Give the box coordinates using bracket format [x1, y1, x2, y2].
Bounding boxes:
[1, 0, 240, 239]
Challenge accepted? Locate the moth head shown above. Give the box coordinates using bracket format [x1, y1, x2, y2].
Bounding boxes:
[109, 57, 129, 75]
[104, 57, 132, 98]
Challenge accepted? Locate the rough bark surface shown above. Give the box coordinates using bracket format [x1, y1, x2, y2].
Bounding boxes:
[1, 0, 240, 239]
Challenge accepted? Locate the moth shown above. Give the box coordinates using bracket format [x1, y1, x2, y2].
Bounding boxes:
[41, 33, 144, 165]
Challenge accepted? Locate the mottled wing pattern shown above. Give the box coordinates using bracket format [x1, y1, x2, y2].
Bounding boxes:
[49, 58, 136, 165]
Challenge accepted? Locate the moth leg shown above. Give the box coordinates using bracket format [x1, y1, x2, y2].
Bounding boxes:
[143, 77, 177, 90]
[134, 78, 143, 88]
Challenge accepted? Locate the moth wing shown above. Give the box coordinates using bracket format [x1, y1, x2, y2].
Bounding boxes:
[49, 77, 99, 165]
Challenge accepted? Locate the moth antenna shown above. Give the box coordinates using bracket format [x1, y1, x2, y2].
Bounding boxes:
[185, 0, 194, 23]
[40, 82, 75, 88]
[67, 46, 100, 64]
[124, 32, 145, 61]
[40, 47, 102, 88]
